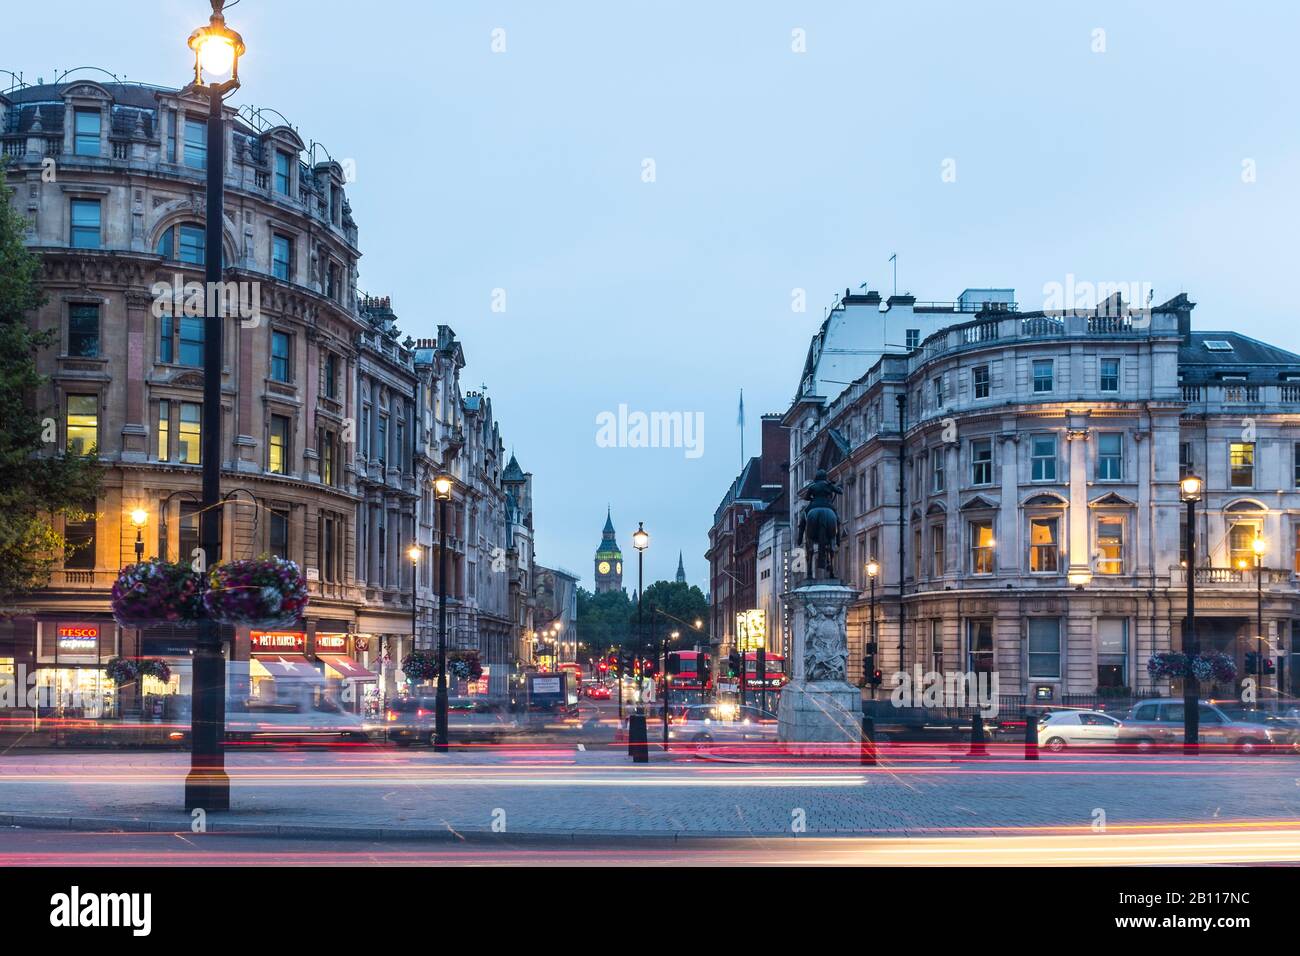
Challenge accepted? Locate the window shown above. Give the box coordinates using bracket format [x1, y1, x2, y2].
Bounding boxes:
[1099, 358, 1119, 393]
[179, 502, 200, 564]
[1181, 442, 1194, 480]
[1097, 518, 1124, 574]
[270, 331, 292, 382]
[969, 520, 995, 574]
[931, 523, 945, 576]
[157, 224, 206, 264]
[869, 465, 879, 509]
[70, 199, 101, 248]
[63, 501, 97, 570]
[74, 109, 100, 156]
[1230, 442, 1255, 489]
[906, 329, 920, 350]
[178, 402, 201, 464]
[932, 376, 943, 406]
[970, 438, 993, 485]
[1097, 618, 1128, 688]
[913, 529, 923, 581]
[183, 116, 207, 169]
[166, 110, 177, 163]
[360, 406, 370, 458]
[1029, 517, 1059, 572]
[270, 508, 290, 559]
[967, 619, 994, 673]
[323, 352, 338, 399]
[272, 234, 294, 280]
[326, 262, 341, 301]
[269, 415, 290, 474]
[1294, 525, 1300, 574]
[275, 151, 291, 195]
[66, 395, 97, 455]
[1028, 618, 1061, 679]
[932, 448, 945, 492]
[972, 365, 990, 399]
[1203, 340, 1233, 352]
[320, 514, 338, 583]
[931, 620, 944, 673]
[68, 304, 99, 357]
[1097, 433, 1123, 481]
[376, 416, 387, 467]
[321, 430, 335, 486]
[1031, 435, 1056, 481]
[159, 313, 204, 365]
[157, 399, 170, 461]
[1032, 359, 1054, 393]
[1229, 523, 1259, 570]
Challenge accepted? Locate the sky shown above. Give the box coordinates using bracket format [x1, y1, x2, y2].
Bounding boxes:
[9, 0, 1300, 591]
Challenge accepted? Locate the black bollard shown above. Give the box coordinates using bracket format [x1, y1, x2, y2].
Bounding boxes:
[628, 713, 649, 763]
[1024, 709, 1038, 760]
[860, 715, 876, 766]
[969, 709, 988, 757]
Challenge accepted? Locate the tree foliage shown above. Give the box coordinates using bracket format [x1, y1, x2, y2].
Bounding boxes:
[0, 160, 102, 604]
[577, 580, 711, 655]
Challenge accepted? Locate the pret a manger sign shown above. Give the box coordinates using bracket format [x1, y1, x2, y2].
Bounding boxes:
[250, 631, 305, 653]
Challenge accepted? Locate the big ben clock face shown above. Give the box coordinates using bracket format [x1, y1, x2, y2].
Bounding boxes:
[616, 562, 622, 574]
[598, 561, 611, 575]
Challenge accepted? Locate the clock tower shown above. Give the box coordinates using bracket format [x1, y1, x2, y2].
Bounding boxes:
[594, 508, 624, 593]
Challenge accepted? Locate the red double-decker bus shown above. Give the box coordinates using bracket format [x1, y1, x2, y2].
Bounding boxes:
[662, 650, 711, 704]
[742, 652, 787, 690]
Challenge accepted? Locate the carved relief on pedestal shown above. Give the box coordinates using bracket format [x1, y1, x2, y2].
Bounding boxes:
[800, 591, 848, 682]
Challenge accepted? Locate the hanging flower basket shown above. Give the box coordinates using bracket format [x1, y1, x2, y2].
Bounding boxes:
[203, 557, 309, 627]
[105, 657, 140, 685]
[140, 658, 173, 683]
[449, 651, 484, 683]
[401, 651, 439, 683]
[110, 560, 205, 628]
[1148, 651, 1237, 684]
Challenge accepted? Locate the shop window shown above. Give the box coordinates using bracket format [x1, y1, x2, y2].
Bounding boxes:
[1097, 618, 1128, 688]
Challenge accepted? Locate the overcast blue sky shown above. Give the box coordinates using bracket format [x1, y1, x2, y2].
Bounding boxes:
[10, 0, 1300, 591]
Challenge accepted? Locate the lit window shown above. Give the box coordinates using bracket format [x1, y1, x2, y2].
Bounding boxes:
[269, 415, 290, 474]
[70, 199, 101, 248]
[1029, 517, 1058, 572]
[179, 403, 201, 464]
[1097, 519, 1124, 574]
[969, 520, 995, 574]
[1229, 524, 1259, 570]
[157, 399, 170, 461]
[1230, 442, 1255, 488]
[66, 395, 98, 455]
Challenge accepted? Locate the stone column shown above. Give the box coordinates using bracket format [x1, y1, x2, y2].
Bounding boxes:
[1066, 416, 1091, 580]
[777, 581, 861, 748]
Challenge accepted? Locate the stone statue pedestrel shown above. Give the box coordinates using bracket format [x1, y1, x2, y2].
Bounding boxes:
[777, 581, 862, 747]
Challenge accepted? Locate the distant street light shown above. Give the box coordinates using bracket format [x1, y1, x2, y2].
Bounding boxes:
[1180, 474, 1203, 754]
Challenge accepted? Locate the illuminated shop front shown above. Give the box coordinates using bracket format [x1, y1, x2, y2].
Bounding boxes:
[35, 620, 119, 718]
[315, 631, 377, 713]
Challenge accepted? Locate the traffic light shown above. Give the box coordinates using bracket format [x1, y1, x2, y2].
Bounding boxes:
[728, 650, 741, 678]
[666, 654, 681, 675]
[1265, 657, 1277, 675]
[1246, 651, 1260, 675]
[634, 657, 643, 678]
[698, 655, 711, 684]
[870, 668, 883, 686]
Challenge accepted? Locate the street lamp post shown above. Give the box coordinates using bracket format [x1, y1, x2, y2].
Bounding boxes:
[407, 544, 421, 670]
[1180, 475, 1203, 755]
[130, 508, 148, 562]
[866, 559, 879, 694]
[433, 474, 453, 751]
[1253, 535, 1266, 706]
[632, 522, 649, 713]
[184, 0, 245, 812]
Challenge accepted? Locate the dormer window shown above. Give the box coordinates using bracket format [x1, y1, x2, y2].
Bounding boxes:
[1203, 340, 1234, 352]
[275, 150, 291, 195]
[74, 109, 101, 156]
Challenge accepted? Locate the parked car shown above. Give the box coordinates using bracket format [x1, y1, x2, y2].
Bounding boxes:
[1117, 699, 1294, 754]
[665, 703, 777, 745]
[385, 696, 518, 746]
[586, 684, 610, 701]
[1037, 710, 1121, 752]
[222, 694, 373, 743]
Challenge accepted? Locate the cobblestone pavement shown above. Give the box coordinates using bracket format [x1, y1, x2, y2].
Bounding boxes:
[2, 746, 1298, 836]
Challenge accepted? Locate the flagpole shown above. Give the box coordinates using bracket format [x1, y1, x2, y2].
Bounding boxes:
[738, 388, 745, 468]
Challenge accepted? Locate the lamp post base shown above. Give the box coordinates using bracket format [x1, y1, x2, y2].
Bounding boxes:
[184, 769, 231, 811]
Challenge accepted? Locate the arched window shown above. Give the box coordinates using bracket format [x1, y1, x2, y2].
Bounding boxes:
[157, 224, 226, 266]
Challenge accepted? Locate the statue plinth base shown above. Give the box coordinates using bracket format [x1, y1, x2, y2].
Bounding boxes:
[777, 580, 862, 748]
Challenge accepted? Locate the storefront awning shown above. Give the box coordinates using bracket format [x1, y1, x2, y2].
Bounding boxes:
[251, 655, 323, 681]
[319, 655, 376, 681]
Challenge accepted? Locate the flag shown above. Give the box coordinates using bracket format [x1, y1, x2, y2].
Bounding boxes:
[737, 388, 744, 427]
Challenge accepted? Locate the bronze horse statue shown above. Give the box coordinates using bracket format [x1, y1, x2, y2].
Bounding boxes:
[797, 468, 842, 580]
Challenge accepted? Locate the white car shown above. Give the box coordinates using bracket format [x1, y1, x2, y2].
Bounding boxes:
[1037, 709, 1121, 752]
[665, 703, 778, 745]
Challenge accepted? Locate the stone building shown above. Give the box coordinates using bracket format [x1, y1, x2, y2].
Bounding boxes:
[785, 284, 1300, 705]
